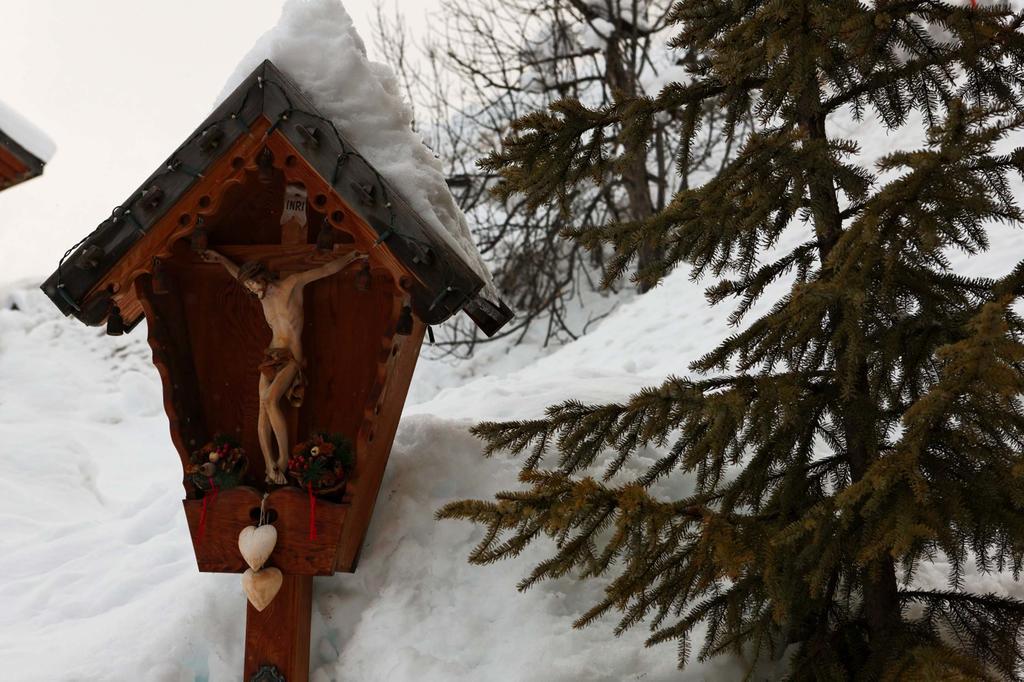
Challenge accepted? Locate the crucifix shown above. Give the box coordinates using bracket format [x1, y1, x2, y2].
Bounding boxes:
[200, 248, 367, 483]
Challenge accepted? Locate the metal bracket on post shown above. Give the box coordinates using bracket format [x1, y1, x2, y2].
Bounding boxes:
[250, 665, 286, 682]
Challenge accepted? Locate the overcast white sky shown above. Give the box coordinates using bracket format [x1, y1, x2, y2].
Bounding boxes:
[0, 0, 440, 285]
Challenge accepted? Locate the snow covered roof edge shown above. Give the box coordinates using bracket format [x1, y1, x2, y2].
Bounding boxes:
[0, 98, 55, 163]
[41, 59, 512, 336]
[0, 127, 45, 192]
[0, 103, 52, 192]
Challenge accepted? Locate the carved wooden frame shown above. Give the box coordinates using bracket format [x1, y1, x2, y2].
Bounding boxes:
[106, 116, 427, 574]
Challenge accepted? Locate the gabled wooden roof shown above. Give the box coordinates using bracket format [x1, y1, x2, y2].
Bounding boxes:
[0, 125, 45, 192]
[41, 59, 512, 336]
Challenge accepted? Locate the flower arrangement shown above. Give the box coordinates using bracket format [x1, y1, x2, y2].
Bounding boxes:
[288, 431, 354, 494]
[187, 434, 248, 491]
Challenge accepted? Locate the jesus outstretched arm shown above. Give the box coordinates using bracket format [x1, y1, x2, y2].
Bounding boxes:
[200, 248, 240, 279]
[290, 250, 367, 288]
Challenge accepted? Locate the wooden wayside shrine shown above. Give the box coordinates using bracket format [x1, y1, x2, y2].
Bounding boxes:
[41, 60, 511, 682]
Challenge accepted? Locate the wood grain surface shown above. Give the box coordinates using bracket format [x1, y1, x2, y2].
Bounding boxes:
[183, 486, 346, 576]
[244, 573, 313, 682]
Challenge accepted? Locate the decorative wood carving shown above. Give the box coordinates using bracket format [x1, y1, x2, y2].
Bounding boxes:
[127, 131, 429, 581]
[183, 486, 346, 575]
[239, 524, 278, 572]
[81, 117, 426, 331]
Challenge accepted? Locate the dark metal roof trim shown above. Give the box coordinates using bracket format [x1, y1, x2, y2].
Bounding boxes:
[40, 59, 512, 335]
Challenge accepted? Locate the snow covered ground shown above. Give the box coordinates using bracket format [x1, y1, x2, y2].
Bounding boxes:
[3, 204, 1024, 679]
[0, 268, 746, 682]
[3, 1, 1024, 680]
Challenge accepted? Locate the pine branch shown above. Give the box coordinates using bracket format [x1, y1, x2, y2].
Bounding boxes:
[446, 1, 1024, 675]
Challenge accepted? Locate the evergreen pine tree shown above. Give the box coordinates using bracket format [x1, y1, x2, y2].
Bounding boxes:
[440, 1, 1024, 677]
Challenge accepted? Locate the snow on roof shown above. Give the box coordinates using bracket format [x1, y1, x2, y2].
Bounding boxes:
[0, 98, 56, 163]
[217, 0, 499, 302]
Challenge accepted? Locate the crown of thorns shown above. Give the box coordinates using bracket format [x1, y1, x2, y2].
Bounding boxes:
[237, 260, 275, 284]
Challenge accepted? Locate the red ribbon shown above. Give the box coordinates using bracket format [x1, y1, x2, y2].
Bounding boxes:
[308, 483, 318, 541]
[197, 477, 218, 544]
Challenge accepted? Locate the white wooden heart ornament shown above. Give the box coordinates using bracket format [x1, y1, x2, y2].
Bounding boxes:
[242, 567, 283, 612]
[238, 524, 277, 572]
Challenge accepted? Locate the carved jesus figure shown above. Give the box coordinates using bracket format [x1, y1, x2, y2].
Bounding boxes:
[202, 248, 367, 483]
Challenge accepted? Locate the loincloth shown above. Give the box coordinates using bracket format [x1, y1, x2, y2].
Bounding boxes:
[259, 347, 307, 408]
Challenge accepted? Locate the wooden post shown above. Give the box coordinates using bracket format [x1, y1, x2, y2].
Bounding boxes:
[243, 575, 313, 681]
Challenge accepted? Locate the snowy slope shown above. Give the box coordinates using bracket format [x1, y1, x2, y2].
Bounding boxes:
[3, 2, 1024, 679]
[3, 196, 1024, 679]
[3, 100, 1024, 682]
[0, 273, 749, 682]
